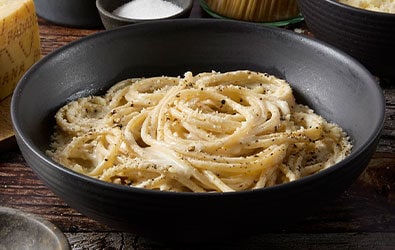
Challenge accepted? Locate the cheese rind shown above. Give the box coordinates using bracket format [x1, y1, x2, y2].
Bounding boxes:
[0, 0, 41, 101]
[0, 95, 17, 152]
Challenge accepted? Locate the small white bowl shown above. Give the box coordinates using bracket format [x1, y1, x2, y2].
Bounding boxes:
[96, 0, 193, 29]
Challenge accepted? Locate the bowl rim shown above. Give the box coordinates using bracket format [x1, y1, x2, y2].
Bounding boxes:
[0, 206, 70, 249]
[95, 0, 194, 23]
[325, 0, 395, 17]
[11, 18, 386, 198]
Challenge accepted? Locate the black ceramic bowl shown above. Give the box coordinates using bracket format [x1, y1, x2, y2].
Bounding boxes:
[34, 0, 102, 28]
[96, 0, 193, 29]
[297, 0, 395, 82]
[11, 19, 384, 242]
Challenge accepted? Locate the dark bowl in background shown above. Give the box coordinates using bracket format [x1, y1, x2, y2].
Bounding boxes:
[34, 0, 103, 28]
[96, 0, 193, 29]
[297, 0, 395, 82]
[11, 19, 384, 242]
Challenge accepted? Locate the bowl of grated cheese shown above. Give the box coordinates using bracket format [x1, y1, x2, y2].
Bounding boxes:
[338, 0, 395, 13]
[96, 0, 193, 29]
[297, 0, 395, 83]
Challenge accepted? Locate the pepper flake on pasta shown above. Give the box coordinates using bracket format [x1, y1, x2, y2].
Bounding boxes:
[47, 70, 352, 192]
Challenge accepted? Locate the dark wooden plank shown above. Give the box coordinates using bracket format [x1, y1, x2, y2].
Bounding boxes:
[1, 152, 394, 234]
[64, 232, 395, 249]
[380, 87, 395, 153]
[0, 162, 109, 232]
[37, 18, 101, 57]
[1, 0, 394, 248]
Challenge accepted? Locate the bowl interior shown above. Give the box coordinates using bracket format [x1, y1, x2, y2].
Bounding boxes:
[13, 19, 383, 155]
[97, 0, 192, 21]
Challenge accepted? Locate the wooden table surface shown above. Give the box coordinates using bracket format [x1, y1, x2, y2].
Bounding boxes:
[1, 1, 395, 249]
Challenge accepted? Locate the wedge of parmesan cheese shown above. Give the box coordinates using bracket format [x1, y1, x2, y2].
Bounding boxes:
[0, 95, 16, 151]
[0, 0, 41, 101]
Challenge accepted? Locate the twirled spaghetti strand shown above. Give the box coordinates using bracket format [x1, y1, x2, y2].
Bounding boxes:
[48, 70, 352, 192]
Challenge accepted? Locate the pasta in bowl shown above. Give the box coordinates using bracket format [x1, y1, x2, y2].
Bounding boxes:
[48, 70, 352, 192]
[11, 19, 384, 241]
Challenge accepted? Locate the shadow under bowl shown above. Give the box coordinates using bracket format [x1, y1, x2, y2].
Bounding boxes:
[11, 19, 385, 242]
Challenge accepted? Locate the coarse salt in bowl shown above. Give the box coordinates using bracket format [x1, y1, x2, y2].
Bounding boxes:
[113, 0, 183, 20]
[96, 0, 193, 29]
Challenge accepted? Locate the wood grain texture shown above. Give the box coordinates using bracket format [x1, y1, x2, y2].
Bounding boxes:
[1, 0, 394, 248]
[64, 232, 395, 249]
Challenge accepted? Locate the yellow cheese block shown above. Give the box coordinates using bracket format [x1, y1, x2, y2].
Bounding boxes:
[0, 95, 16, 151]
[0, 0, 41, 101]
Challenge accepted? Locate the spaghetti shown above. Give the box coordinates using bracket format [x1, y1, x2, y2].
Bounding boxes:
[204, 0, 300, 22]
[47, 70, 352, 192]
